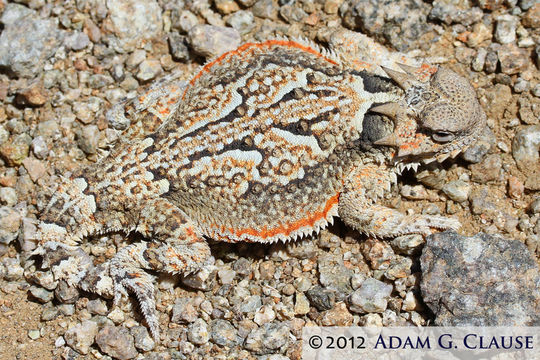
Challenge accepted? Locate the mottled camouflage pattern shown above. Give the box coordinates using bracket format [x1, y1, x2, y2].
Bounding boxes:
[34, 37, 486, 340]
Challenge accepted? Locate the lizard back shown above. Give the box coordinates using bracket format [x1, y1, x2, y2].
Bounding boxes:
[86, 40, 401, 243]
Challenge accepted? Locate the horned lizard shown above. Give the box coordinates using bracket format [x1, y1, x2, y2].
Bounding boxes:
[33, 33, 486, 340]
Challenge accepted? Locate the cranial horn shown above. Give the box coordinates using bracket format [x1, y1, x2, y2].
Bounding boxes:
[397, 63, 422, 76]
[381, 66, 413, 89]
[374, 133, 401, 147]
[450, 148, 461, 158]
[370, 102, 402, 120]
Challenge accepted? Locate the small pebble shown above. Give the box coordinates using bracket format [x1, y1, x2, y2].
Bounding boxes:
[0, 187, 17, 207]
[401, 291, 419, 311]
[188, 318, 210, 345]
[497, 141, 509, 153]
[244, 322, 291, 355]
[508, 176, 525, 199]
[294, 292, 310, 315]
[305, 286, 335, 311]
[168, 33, 190, 62]
[173, 10, 200, 33]
[281, 283, 295, 296]
[498, 44, 528, 74]
[495, 14, 518, 44]
[218, 269, 236, 284]
[0, 134, 31, 166]
[126, 49, 146, 68]
[28, 329, 41, 340]
[238, 295, 262, 314]
[16, 81, 48, 106]
[1, 258, 22, 281]
[76, 125, 100, 155]
[226, 10, 255, 34]
[41, 306, 60, 321]
[530, 197, 540, 214]
[214, 0, 240, 14]
[348, 278, 393, 314]
[512, 125, 540, 171]
[54, 280, 79, 304]
[131, 326, 155, 352]
[107, 308, 125, 324]
[532, 84, 540, 97]
[210, 319, 238, 347]
[321, 302, 354, 326]
[471, 47, 487, 72]
[136, 60, 162, 82]
[171, 298, 198, 323]
[513, 77, 529, 93]
[88, 74, 114, 89]
[390, 234, 425, 255]
[29, 286, 54, 303]
[188, 25, 241, 58]
[96, 325, 138, 360]
[22, 157, 47, 182]
[64, 320, 98, 355]
[522, 3, 540, 28]
[254, 304, 276, 325]
[252, 0, 278, 19]
[64, 31, 90, 51]
[400, 184, 429, 200]
[31, 136, 48, 159]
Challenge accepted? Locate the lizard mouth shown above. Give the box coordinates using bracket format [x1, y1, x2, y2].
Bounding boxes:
[372, 110, 477, 171]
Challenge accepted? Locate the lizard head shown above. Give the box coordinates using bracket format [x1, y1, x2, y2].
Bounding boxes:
[372, 65, 486, 168]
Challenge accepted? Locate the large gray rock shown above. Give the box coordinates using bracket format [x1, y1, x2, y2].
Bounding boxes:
[421, 231, 540, 326]
[0, 4, 64, 77]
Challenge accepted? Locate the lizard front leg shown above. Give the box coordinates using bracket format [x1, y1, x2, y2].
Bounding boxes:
[339, 164, 460, 238]
[82, 197, 209, 341]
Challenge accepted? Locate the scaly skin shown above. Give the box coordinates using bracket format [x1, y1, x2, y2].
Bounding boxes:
[33, 36, 486, 340]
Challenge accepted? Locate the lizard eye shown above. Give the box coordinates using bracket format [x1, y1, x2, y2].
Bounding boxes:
[431, 131, 455, 143]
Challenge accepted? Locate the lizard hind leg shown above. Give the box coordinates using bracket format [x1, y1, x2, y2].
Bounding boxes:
[83, 198, 210, 341]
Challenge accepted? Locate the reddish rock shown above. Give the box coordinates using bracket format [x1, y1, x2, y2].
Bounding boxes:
[508, 176, 524, 199]
[22, 157, 47, 182]
[498, 44, 528, 75]
[16, 81, 48, 107]
[522, 4, 540, 28]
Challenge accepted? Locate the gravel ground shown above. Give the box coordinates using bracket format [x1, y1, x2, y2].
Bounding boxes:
[0, 0, 539, 359]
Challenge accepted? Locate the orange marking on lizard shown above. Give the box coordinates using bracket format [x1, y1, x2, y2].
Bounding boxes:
[183, 40, 338, 99]
[159, 107, 170, 115]
[222, 192, 340, 240]
[352, 59, 374, 71]
[210, 193, 340, 242]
